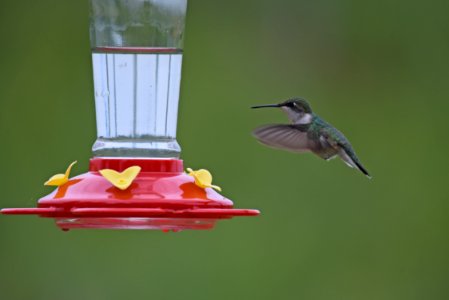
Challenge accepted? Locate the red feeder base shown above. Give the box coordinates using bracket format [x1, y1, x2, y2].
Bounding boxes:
[1, 158, 259, 231]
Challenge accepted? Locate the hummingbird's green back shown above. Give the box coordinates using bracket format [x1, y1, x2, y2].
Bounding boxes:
[309, 114, 369, 176]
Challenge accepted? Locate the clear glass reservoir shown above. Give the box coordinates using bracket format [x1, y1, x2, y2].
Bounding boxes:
[89, 0, 187, 157]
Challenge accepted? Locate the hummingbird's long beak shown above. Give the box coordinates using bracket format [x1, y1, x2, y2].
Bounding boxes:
[251, 104, 281, 109]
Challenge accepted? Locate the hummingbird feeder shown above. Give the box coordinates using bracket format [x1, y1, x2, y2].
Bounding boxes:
[1, 0, 259, 231]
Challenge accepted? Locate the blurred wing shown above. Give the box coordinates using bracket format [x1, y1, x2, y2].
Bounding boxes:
[252, 124, 310, 152]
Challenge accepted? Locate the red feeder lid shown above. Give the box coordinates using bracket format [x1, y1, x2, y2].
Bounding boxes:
[1, 158, 259, 231]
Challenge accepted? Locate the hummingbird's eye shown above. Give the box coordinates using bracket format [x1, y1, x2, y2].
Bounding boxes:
[291, 102, 302, 111]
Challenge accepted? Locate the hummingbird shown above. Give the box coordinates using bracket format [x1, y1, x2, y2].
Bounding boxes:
[251, 97, 371, 178]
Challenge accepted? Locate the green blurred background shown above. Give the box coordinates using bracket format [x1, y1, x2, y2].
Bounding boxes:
[1, 0, 449, 299]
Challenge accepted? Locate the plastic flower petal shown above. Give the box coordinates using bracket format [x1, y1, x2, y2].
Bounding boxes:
[99, 166, 141, 190]
[44, 161, 77, 186]
[186, 168, 222, 192]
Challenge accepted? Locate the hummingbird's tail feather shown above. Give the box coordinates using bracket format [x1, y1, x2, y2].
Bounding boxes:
[354, 161, 371, 179]
[338, 148, 372, 179]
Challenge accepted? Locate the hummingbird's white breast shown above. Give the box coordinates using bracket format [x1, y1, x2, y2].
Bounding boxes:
[281, 107, 313, 124]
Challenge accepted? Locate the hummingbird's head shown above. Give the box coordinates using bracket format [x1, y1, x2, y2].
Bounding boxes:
[252, 97, 313, 124]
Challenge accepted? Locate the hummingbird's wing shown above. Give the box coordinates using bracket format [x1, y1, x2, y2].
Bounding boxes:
[252, 124, 311, 153]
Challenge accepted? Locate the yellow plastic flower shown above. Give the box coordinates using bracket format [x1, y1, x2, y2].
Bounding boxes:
[99, 166, 141, 190]
[186, 168, 222, 192]
[44, 161, 77, 186]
